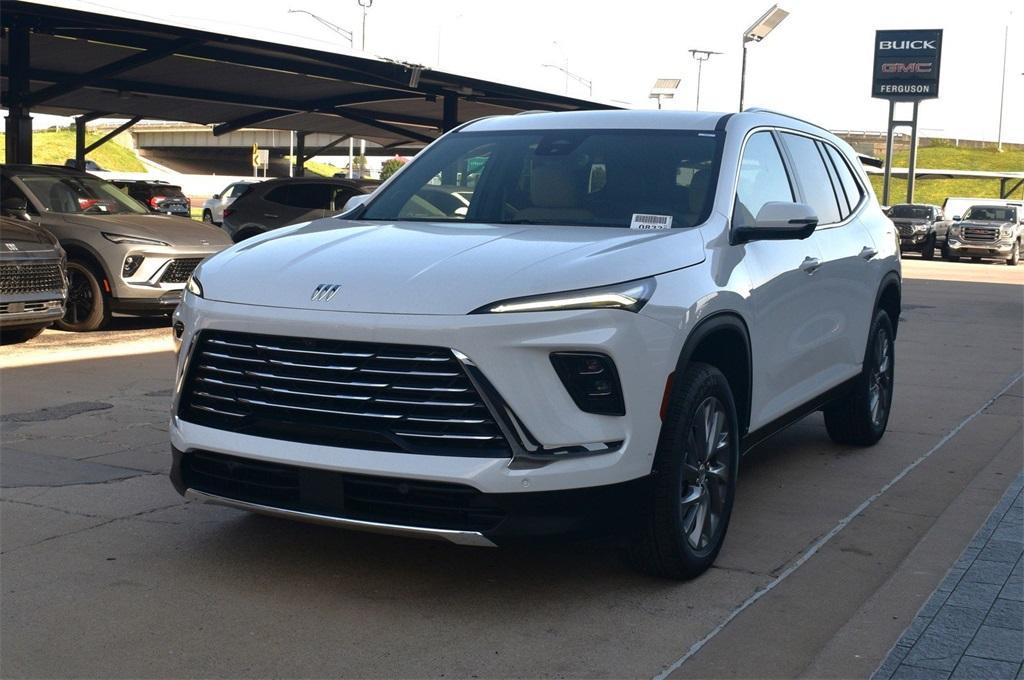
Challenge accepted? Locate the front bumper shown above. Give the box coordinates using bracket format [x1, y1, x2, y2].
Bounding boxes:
[0, 298, 64, 328]
[109, 246, 223, 302]
[899, 232, 932, 251]
[946, 238, 1015, 258]
[112, 291, 182, 314]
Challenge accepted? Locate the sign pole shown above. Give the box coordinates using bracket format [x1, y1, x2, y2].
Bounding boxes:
[882, 99, 895, 206]
[907, 101, 920, 203]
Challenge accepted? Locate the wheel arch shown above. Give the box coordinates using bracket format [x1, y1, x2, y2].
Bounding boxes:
[673, 312, 753, 437]
[874, 271, 902, 339]
[61, 240, 113, 288]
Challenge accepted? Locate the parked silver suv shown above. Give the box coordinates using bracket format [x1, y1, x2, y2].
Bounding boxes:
[0, 165, 231, 331]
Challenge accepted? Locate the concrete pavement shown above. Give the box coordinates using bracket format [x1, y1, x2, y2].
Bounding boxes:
[1, 258, 1021, 678]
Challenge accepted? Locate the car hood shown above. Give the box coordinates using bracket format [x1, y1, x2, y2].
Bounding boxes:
[891, 218, 930, 226]
[57, 213, 231, 247]
[198, 218, 706, 314]
[0, 219, 59, 252]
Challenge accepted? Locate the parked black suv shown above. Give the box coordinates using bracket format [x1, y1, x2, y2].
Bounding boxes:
[0, 215, 67, 344]
[889, 204, 944, 259]
[111, 180, 191, 218]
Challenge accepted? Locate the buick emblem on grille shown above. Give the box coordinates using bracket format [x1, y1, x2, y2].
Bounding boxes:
[4, 243, 17, 251]
[311, 283, 341, 302]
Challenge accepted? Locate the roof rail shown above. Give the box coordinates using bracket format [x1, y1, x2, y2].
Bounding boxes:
[514, 110, 550, 116]
[742, 107, 830, 134]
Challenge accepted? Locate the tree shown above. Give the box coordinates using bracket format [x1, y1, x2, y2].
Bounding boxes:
[380, 157, 407, 181]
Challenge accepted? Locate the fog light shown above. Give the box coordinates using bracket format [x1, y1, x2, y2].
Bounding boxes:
[550, 352, 625, 416]
[123, 255, 145, 277]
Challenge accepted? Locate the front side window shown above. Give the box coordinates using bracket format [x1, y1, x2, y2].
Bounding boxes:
[780, 132, 841, 226]
[17, 174, 148, 215]
[361, 130, 722, 229]
[733, 131, 794, 228]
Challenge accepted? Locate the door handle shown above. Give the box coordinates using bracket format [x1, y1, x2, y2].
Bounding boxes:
[799, 256, 822, 274]
[859, 246, 878, 260]
[263, 213, 279, 218]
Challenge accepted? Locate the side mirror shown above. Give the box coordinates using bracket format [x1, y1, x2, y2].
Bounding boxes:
[2, 197, 31, 221]
[340, 194, 370, 215]
[953, 215, 962, 221]
[733, 202, 818, 244]
[212, 193, 221, 200]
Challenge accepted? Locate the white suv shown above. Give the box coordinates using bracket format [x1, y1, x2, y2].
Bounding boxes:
[170, 109, 900, 579]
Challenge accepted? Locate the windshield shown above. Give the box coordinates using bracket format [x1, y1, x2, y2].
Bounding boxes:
[18, 174, 149, 215]
[963, 206, 1016, 222]
[361, 130, 722, 228]
[890, 205, 932, 219]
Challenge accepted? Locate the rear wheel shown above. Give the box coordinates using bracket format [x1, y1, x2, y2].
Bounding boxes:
[921, 234, 936, 260]
[55, 261, 110, 332]
[202, 210, 214, 224]
[1008, 241, 1019, 266]
[629, 363, 739, 579]
[0, 325, 46, 345]
[824, 310, 894, 446]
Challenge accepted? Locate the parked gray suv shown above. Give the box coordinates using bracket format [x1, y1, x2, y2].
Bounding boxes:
[0, 165, 231, 331]
[221, 177, 369, 242]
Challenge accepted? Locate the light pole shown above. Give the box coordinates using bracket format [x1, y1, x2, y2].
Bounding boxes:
[358, 0, 373, 51]
[552, 41, 569, 94]
[689, 49, 722, 111]
[541, 64, 593, 96]
[739, 4, 789, 111]
[287, 9, 354, 46]
[997, 21, 1009, 151]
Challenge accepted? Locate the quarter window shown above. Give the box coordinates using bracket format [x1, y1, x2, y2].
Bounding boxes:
[780, 132, 841, 226]
[733, 131, 794, 228]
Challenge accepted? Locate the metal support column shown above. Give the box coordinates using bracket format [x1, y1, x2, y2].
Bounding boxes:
[442, 94, 459, 132]
[4, 23, 33, 164]
[73, 112, 106, 170]
[739, 43, 748, 111]
[882, 100, 896, 206]
[906, 101, 920, 204]
[295, 132, 306, 177]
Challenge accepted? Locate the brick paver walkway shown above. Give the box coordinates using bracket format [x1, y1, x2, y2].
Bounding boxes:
[874, 472, 1024, 679]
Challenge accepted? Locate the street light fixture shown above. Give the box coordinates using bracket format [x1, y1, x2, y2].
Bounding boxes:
[542, 64, 593, 96]
[739, 4, 789, 111]
[287, 9, 354, 47]
[649, 78, 681, 110]
[357, 0, 373, 51]
[689, 49, 722, 111]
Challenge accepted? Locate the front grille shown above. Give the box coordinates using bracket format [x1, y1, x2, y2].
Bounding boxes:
[178, 330, 510, 457]
[160, 258, 203, 284]
[962, 226, 998, 242]
[0, 262, 63, 295]
[897, 224, 914, 237]
[181, 450, 506, 532]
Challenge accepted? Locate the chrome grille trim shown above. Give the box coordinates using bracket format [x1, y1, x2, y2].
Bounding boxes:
[179, 330, 510, 457]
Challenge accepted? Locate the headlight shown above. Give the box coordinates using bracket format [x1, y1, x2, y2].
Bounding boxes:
[949, 225, 961, 236]
[122, 255, 145, 277]
[185, 275, 203, 298]
[1001, 226, 1014, 238]
[913, 224, 929, 232]
[472, 278, 655, 314]
[102, 232, 171, 246]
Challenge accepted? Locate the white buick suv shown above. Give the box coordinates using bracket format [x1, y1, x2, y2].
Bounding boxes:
[170, 109, 900, 579]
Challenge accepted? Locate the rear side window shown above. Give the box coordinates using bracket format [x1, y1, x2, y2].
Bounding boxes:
[822, 144, 864, 216]
[780, 132, 841, 226]
[265, 183, 332, 209]
[734, 131, 794, 228]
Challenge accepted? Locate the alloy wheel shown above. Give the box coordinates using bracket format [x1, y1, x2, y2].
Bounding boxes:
[681, 396, 730, 551]
[65, 266, 95, 325]
[868, 326, 893, 427]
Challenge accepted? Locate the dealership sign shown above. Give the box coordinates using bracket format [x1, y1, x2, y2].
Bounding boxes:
[872, 29, 943, 100]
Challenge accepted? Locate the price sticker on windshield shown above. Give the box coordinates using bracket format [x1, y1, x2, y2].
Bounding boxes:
[630, 213, 673, 230]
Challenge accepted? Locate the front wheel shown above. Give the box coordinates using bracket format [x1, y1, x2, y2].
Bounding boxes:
[921, 234, 936, 260]
[202, 210, 214, 224]
[55, 261, 110, 332]
[1008, 241, 1020, 266]
[629, 363, 739, 579]
[824, 310, 895, 446]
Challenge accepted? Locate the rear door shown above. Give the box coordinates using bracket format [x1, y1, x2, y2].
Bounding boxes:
[779, 132, 876, 385]
[262, 183, 330, 228]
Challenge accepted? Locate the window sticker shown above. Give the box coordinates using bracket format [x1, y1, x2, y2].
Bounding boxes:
[630, 213, 673, 230]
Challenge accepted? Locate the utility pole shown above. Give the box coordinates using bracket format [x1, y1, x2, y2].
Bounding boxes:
[689, 49, 722, 111]
[358, 0, 373, 51]
[997, 23, 1008, 151]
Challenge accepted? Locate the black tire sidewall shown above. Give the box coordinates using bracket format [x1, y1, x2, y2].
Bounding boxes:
[56, 261, 108, 332]
[862, 310, 895, 440]
[202, 210, 213, 223]
[641, 364, 740, 576]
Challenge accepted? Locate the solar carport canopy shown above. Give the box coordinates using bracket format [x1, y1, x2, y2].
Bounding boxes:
[1, 0, 616, 154]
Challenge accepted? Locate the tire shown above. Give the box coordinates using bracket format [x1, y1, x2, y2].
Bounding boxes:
[629, 363, 739, 579]
[1008, 241, 1019, 267]
[824, 310, 895, 446]
[921, 234, 936, 260]
[233, 228, 262, 243]
[0, 325, 46, 345]
[941, 240, 958, 261]
[55, 260, 110, 332]
[202, 210, 214, 224]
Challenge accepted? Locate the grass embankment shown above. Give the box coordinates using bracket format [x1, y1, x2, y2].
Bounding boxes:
[870, 143, 1024, 206]
[0, 130, 145, 172]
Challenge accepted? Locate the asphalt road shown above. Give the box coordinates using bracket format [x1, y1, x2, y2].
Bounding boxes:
[1, 258, 1021, 679]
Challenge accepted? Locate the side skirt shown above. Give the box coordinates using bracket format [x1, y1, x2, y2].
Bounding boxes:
[740, 376, 859, 454]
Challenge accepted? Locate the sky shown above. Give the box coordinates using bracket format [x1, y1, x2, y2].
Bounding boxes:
[17, 0, 1024, 143]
